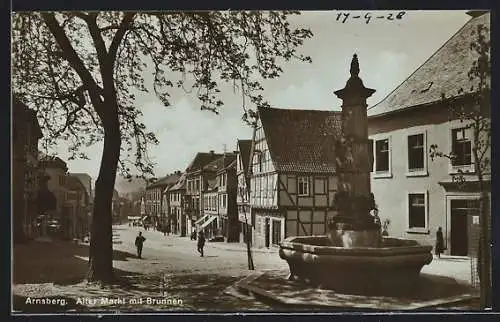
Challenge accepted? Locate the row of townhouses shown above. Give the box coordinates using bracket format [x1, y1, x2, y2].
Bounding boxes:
[140, 11, 490, 256]
[13, 97, 96, 242]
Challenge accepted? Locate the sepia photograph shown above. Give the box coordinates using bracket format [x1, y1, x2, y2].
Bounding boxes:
[11, 9, 491, 314]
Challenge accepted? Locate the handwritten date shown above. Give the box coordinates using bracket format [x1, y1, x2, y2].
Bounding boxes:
[336, 11, 406, 24]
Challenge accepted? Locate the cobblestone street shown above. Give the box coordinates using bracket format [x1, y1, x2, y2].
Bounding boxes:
[13, 224, 475, 313]
[13, 224, 285, 313]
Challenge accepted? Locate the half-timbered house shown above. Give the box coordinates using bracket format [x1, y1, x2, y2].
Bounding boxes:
[236, 139, 253, 244]
[249, 107, 342, 248]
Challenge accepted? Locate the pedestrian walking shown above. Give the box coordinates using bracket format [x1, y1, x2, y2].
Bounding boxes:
[371, 208, 381, 228]
[135, 231, 146, 259]
[435, 227, 445, 258]
[197, 230, 206, 257]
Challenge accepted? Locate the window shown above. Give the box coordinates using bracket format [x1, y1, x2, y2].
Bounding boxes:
[314, 178, 325, 194]
[223, 194, 227, 208]
[452, 127, 472, 167]
[375, 139, 390, 172]
[272, 219, 282, 245]
[408, 193, 427, 230]
[298, 177, 310, 196]
[408, 134, 425, 171]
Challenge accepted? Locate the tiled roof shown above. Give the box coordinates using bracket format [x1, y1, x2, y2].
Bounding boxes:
[185, 152, 224, 173]
[147, 172, 182, 189]
[203, 153, 237, 172]
[237, 139, 252, 174]
[257, 107, 342, 173]
[368, 12, 490, 117]
[168, 173, 187, 191]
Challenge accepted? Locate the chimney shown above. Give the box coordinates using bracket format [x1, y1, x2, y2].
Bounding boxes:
[210, 150, 215, 160]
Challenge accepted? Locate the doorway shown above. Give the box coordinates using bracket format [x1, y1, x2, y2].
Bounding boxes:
[450, 199, 478, 256]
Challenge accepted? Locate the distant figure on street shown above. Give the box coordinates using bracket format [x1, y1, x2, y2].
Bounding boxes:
[135, 231, 146, 259]
[197, 231, 206, 257]
[191, 230, 197, 241]
[435, 227, 445, 258]
[371, 208, 381, 228]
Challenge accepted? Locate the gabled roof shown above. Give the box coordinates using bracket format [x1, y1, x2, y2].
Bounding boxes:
[237, 139, 252, 174]
[257, 107, 342, 173]
[368, 12, 490, 117]
[147, 172, 182, 189]
[166, 172, 187, 192]
[185, 152, 224, 173]
[206, 178, 218, 192]
[39, 155, 68, 171]
[203, 153, 237, 173]
[65, 175, 86, 193]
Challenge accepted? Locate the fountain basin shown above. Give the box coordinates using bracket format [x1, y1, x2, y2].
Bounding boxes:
[279, 235, 433, 295]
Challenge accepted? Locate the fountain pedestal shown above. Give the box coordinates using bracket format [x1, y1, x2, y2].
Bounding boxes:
[279, 235, 433, 295]
[279, 54, 433, 295]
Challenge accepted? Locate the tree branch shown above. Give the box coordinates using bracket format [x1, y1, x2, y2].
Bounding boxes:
[41, 13, 103, 109]
[83, 13, 109, 73]
[108, 13, 136, 67]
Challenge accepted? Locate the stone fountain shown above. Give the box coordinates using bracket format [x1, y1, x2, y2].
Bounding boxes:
[279, 54, 433, 295]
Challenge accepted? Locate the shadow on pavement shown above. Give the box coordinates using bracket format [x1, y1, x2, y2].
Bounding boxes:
[13, 240, 139, 285]
[239, 270, 477, 310]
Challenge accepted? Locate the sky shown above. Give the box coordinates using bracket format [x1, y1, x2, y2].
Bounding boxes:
[47, 10, 472, 192]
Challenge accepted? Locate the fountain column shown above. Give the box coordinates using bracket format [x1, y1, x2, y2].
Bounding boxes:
[330, 54, 379, 247]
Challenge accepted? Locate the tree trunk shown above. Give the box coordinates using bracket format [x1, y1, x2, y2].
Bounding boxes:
[479, 192, 491, 308]
[86, 110, 121, 283]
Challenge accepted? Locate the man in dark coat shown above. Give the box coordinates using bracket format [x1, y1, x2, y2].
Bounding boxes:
[435, 227, 444, 258]
[197, 230, 206, 257]
[135, 231, 146, 259]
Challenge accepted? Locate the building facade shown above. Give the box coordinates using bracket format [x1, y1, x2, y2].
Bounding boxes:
[249, 107, 342, 248]
[167, 173, 186, 236]
[196, 153, 237, 239]
[64, 175, 90, 239]
[236, 140, 252, 244]
[184, 151, 223, 235]
[39, 156, 69, 226]
[217, 158, 238, 242]
[368, 11, 491, 257]
[145, 171, 181, 228]
[201, 179, 219, 239]
[13, 98, 43, 241]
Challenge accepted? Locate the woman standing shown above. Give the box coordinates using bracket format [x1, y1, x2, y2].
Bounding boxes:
[435, 227, 445, 258]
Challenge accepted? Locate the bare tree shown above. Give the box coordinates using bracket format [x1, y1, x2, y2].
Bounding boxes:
[11, 11, 312, 283]
[429, 22, 490, 308]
